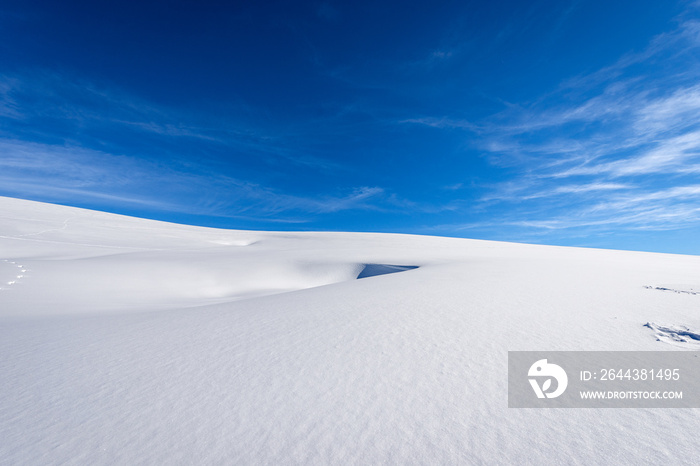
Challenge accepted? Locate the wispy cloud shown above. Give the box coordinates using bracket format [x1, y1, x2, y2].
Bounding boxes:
[0, 71, 346, 173]
[0, 72, 213, 140]
[408, 5, 700, 239]
[400, 116, 478, 131]
[553, 129, 700, 178]
[0, 138, 390, 222]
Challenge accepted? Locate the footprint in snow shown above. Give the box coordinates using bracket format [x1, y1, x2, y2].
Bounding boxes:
[0, 260, 28, 290]
[643, 285, 700, 296]
[644, 322, 700, 350]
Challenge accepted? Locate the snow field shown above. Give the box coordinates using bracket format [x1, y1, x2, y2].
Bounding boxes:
[1, 196, 700, 465]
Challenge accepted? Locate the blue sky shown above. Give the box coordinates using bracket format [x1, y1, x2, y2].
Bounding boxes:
[1, 0, 700, 254]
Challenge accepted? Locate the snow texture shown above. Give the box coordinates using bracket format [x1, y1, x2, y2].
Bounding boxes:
[2, 196, 700, 465]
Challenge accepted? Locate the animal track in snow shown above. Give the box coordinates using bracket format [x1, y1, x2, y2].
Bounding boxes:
[0, 260, 28, 290]
[644, 322, 700, 349]
[643, 285, 700, 296]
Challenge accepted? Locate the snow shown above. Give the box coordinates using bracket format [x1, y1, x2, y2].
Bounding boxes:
[1, 196, 700, 464]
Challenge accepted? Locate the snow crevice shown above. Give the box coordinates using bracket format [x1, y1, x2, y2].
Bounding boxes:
[356, 264, 419, 279]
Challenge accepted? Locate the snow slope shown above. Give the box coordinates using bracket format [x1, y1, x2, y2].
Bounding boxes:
[1, 196, 700, 464]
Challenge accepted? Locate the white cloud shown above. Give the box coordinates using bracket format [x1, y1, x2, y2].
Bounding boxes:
[634, 85, 700, 135]
[0, 71, 344, 174]
[0, 139, 390, 220]
[462, 11, 700, 234]
[400, 116, 478, 131]
[550, 130, 700, 178]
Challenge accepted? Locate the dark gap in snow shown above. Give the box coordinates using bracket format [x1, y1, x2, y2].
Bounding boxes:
[357, 264, 419, 279]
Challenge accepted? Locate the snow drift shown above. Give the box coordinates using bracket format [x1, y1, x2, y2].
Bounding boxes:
[1, 196, 700, 464]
